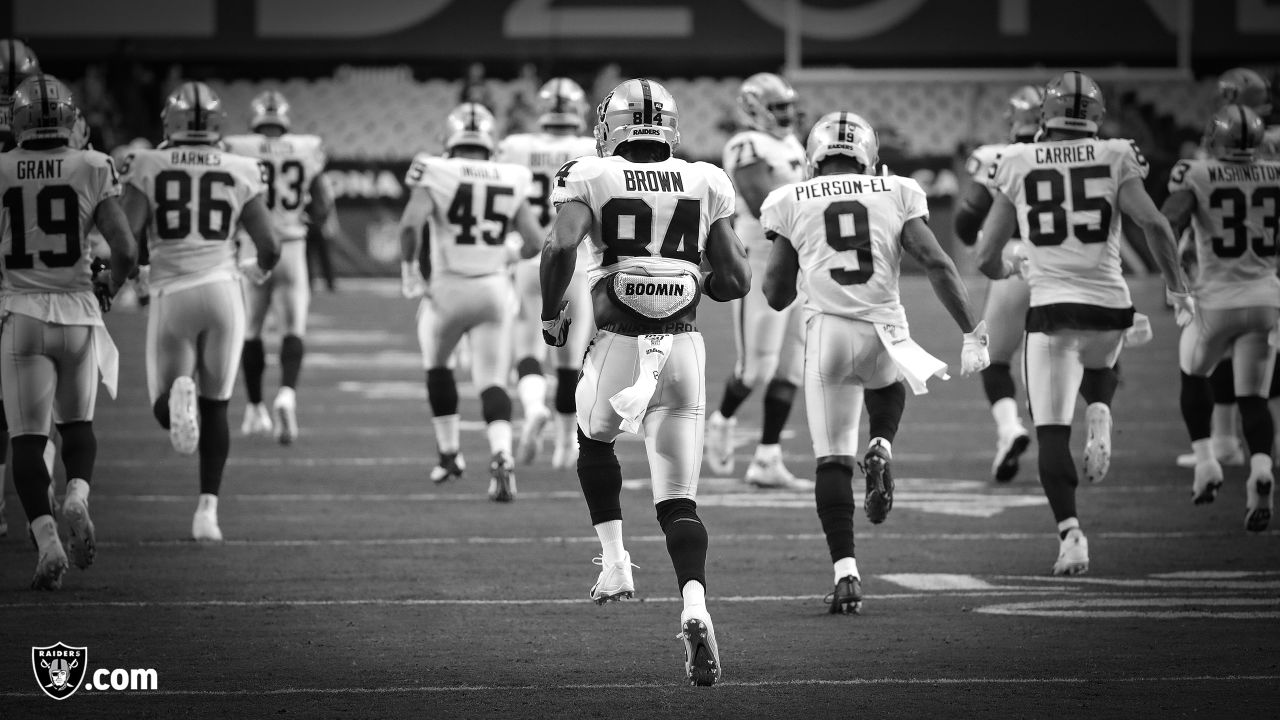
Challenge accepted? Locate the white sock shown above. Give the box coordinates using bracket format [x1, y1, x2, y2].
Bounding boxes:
[991, 397, 1022, 435]
[710, 410, 727, 426]
[594, 519, 626, 564]
[1250, 454, 1273, 476]
[754, 443, 781, 461]
[432, 414, 461, 454]
[197, 493, 218, 514]
[43, 438, 56, 477]
[1057, 517, 1080, 538]
[1192, 438, 1215, 465]
[487, 420, 513, 457]
[30, 514, 59, 552]
[66, 478, 90, 503]
[681, 579, 706, 611]
[833, 556, 859, 584]
[517, 374, 548, 417]
[1210, 404, 1239, 445]
[870, 437, 892, 458]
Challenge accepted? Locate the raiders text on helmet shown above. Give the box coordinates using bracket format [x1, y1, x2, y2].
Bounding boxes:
[594, 78, 680, 157]
[10, 74, 79, 145]
[444, 102, 497, 153]
[806, 111, 879, 173]
[162, 81, 226, 144]
[1041, 71, 1106, 135]
[250, 90, 292, 131]
[738, 72, 798, 138]
[1204, 103, 1266, 161]
[537, 77, 588, 132]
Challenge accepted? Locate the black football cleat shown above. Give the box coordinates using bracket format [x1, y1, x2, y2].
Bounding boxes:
[429, 452, 466, 484]
[826, 575, 863, 615]
[861, 443, 894, 524]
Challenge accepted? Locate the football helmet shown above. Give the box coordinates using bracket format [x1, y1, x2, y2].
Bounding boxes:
[1006, 85, 1044, 141]
[806, 111, 878, 174]
[10, 74, 78, 145]
[594, 78, 679, 157]
[162, 81, 226, 144]
[1203, 104, 1265, 161]
[738, 72, 798, 138]
[0, 38, 39, 96]
[1041, 71, 1105, 135]
[536, 77, 588, 132]
[250, 90, 291, 131]
[1217, 68, 1271, 115]
[444, 102, 497, 153]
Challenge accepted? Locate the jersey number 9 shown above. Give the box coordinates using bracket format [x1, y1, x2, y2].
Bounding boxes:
[823, 200, 873, 285]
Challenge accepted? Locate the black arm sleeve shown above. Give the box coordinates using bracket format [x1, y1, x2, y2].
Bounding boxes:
[953, 182, 995, 247]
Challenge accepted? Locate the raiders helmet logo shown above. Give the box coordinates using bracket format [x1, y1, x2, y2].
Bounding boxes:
[32, 642, 88, 701]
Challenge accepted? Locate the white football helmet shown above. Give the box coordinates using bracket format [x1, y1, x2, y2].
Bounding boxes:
[10, 74, 78, 145]
[250, 90, 291, 131]
[537, 77, 588, 131]
[738, 72, 798, 138]
[1204, 104, 1265, 161]
[444, 102, 497, 154]
[806, 111, 878, 174]
[1041, 71, 1105, 135]
[594, 78, 679, 158]
[162, 81, 226, 144]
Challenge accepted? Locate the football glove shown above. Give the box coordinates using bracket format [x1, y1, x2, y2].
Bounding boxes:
[1002, 247, 1030, 279]
[401, 260, 428, 299]
[238, 256, 272, 285]
[1166, 289, 1196, 327]
[541, 300, 571, 347]
[134, 264, 151, 307]
[90, 258, 117, 313]
[960, 320, 991, 376]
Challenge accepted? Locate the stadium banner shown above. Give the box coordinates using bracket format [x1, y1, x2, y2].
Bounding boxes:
[7, 0, 1278, 63]
[322, 156, 956, 277]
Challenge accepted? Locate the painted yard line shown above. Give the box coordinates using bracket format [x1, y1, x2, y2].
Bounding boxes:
[4, 674, 1279, 699]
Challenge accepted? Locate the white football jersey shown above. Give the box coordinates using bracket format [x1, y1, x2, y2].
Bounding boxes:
[223, 133, 326, 242]
[549, 154, 735, 285]
[0, 146, 120, 324]
[722, 130, 806, 244]
[1168, 157, 1280, 310]
[122, 145, 265, 289]
[992, 138, 1148, 310]
[761, 173, 928, 327]
[404, 154, 533, 277]
[495, 132, 597, 233]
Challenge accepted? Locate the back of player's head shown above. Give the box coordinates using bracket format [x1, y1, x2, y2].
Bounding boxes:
[594, 78, 679, 160]
[444, 102, 497, 156]
[0, 38, 39, 96]
[1203, 103, 1266, 161]
[250, 90, 291, 133]
[806, 111, 878, 176]
[162, 81, 226, 144]
[1041, 71, 1105, 136]
[738, 72, 798, 138]
[1217, 68, 1272, 116]
[1006, 85, 1044, 141]
[10, 73, 78, 147]
[536, 78, 588, 133]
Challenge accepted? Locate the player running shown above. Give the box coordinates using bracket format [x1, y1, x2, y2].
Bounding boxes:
[224, 91, 332, 445]
[121, 82, 281, 541]
[398, 103, 543, 502]
[953, 86, 1044, 482]
[0, 74, 137, 588]
[542, 79, 749, 686]
[1162, 104, 1278, 531]
[978, 71, 1190, 576]
[495, 78, 597, 469]
[703, 73, 811, 490]
[763, 112, 989, 613]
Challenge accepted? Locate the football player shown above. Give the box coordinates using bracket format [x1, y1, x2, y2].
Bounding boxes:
[703, 73, 811, 490]
[121, 82, 281, 541]
[495, 78, 597, 469]
[542, 78, 750, 686]
[224, 91, 331, 445]
[0, 75, 137, 588]
[977, 71, 1190, 575]
[953, 86, 1044, 482]
[398, 103, 543, 502]
[763, 112, 989, 613]
[1162, 104, 1278, 531]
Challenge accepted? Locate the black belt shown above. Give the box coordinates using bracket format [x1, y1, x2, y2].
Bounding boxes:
[597, 320, 698, 336]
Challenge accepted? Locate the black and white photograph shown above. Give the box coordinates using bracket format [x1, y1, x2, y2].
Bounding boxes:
[0, 0, 1277, 716]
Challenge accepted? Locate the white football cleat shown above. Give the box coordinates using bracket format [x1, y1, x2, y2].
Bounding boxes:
[678, 606, 722, 686]
[273, 387, 298, 446]
[589, 552, 636, 604]
[31, 542, 69, 591]
[192, 495, 223, 542]
[517, 406, 551, 465]
[1083, 403, 1111, 483]
[61, 480, 96, 570]
[703, 412, 736, 476]
[168, 376, 200, 454]
[1192, 459, 1224, 505]
[1245, 470, 1273, 533]
[992, 427, 1031, 483]
[745, 453, 814, 491]
[1052, 529, 1089, 576]
[241, 403, 274, 436]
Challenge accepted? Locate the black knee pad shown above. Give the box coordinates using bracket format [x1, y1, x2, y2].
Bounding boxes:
[153, 394, 171, 430]
[11, 435, 53, 521]
[280, 334, 305, 389]
[516, 357, 543, 378]
[555, 368, 578, 414]
[864, 381, 906, 443]
[980, 363, 1017, 403]
[425, 368, 458, 417]
[55, 421, 96, 482]
[0, 399, 8, 433]
[655, 497, 700, 530]
[655, 497, 708, 592]
[242, 338, 266, 403]
[479, 386, 513, 423]
[1237, 395, 1274, 456]
[577, 429, 622, 525]
[1210, 360, 1236, 404]
[1180, 372, 1214, 442]
[764, 378, 797, 406]
[1080, 367, 1118, 407]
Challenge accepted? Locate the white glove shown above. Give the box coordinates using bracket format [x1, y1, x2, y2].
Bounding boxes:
[1166, 289, 1195, 327]
[1002, 247, 1030, 279]
[238, 257, 272, 285]
[401, 260, 428, 299]
[1123, 312, 1153, 347]
[960, 320, 991, 376]
[134, 264, 151, 306]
